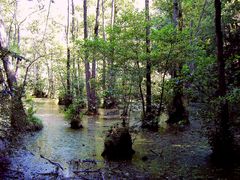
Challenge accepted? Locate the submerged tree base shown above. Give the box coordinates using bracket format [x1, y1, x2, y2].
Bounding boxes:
[58, 94, 73, 107]
[103, 96, 117, 109]
[64, 104, 84, 129]
[84, 109, 99, 116]
[11, 110, 43, 132]
[166, 90, 189, 124]
[141, 113, 159, 131]
[141, 123, 159, 131]
[102, 127, 135, 160]
[70, 119, 83, 129]
[210, 126, 235, 161]
[26, 116, 43, 131]
[10, 95, 28, 131]
[167, 104, 189, 124]
[210, 141, 240, 169]
[0, 92, 43, 132]
[32, 90, 47, 98]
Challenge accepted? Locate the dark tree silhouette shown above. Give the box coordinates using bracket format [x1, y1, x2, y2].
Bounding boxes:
[212, 0, 233, 157]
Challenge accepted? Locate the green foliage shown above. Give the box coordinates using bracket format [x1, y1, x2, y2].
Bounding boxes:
[64, 101, 84, 121]
[102, 89, 113, 99]
[25, 98, 36, 117]
[28, 115, 43, 127]
[1, 0, 237, 133]
[227, 88, 240, 103]
[9, 42, 21, 55]
[184, 55, 217, 102]
[24, 96, 43, 130]
[64, 104, 76, 120]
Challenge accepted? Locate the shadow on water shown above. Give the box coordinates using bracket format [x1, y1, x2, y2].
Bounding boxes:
[1, 98, 240, 179]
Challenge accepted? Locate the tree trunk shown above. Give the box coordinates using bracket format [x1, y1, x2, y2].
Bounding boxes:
[101, 0, 106, 92]
[83, 0, 93, 113]
[103, 0, 117, 109]
[90, 0, 101, 114]
[111, 0, 115, 27]
[137, 61, 146, 118]
[215, 0, 226, 102]
[142, 0, 153, 128]
[71, 0, 75, 41]
[71, 0, 78, 97]
[33, 60, 43, 98]
[157, 69, 167, 116]
[157, 43, 172, 116]
[76, 59, 81, 97]
[75, 4, 81, 98]
[66, 0, 70, 95]
[0, 13, 27, 130]
[64, 0, 72, 107]
[0, 66, 4, 84]
[167, 0, 188, 124]
[47, 55, 54, 98]
[212, 0, 233, 157]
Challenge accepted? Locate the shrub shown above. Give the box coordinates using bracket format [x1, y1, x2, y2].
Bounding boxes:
[64, 101, 84, 121]
[24, 97, 43, 131]
[64, 101, 84, 129]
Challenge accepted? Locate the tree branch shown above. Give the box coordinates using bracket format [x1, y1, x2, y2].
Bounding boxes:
[0, 47, 28, 61]
[20, 55, 45, 96]
[40, 154, 64, 171]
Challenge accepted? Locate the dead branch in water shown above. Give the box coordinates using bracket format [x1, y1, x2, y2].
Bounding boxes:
[37, 172, 58, 176]
[40, 154, 64, 171]
[150, 149, 163, 157]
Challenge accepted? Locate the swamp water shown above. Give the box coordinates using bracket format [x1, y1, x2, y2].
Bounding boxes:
[1, 98, 240, 179]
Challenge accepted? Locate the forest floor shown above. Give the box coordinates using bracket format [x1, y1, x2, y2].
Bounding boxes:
[1, 98, 240, 179]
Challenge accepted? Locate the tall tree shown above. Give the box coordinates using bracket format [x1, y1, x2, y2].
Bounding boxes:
[71, 0, 78, 96]
[142, 0, 153, 128]
[101, 0, 106, 92]
[0, 12, 27, 130]
[90, 0, 101, 114]
[111, 0, 115, 26]
[212, 0, 233, 157]
[83, 0, 93, 114]
[63, 0, 72, 107]
[167, 0, 188, 124]
[103, 0, 117, 109]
